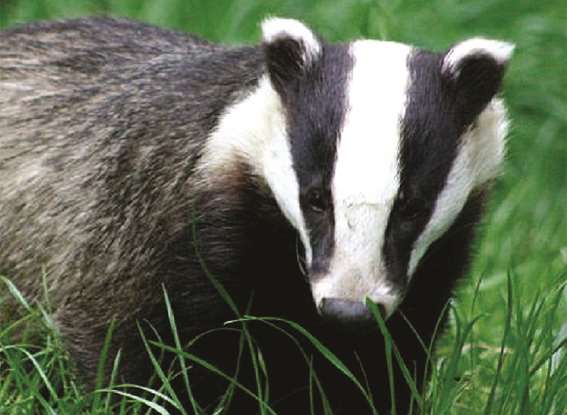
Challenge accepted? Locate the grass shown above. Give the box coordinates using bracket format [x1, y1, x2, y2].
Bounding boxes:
[0, 0, 566, 413]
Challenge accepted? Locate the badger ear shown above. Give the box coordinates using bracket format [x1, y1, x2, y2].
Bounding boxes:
[261, 17, 322, 96]
[441, 38, 514, 123]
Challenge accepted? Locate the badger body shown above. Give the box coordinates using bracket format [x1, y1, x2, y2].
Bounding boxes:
[0, 17, 512, 414]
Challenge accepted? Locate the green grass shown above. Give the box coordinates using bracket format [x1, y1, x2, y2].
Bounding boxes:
[1, 0, 566, 414]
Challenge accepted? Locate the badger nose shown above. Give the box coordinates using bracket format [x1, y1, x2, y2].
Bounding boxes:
[319, 298, 385, 331]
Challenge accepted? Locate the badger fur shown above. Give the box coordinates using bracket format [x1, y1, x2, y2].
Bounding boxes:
[0, 16, 513, 414]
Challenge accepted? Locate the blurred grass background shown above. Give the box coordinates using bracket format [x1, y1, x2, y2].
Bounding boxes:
[0, 0, 565, 414]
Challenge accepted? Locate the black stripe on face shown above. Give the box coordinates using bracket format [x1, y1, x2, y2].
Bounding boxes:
[383, 50, 475, 287]
[276, 44, 352, 275]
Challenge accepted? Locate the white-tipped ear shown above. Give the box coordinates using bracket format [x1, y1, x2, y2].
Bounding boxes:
[442, 37, 515, 77]
[261, 17, 321, 64]
[440, 37, 514, 124]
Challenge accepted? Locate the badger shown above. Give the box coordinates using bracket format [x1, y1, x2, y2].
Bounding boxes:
[0, 16, 513, 414]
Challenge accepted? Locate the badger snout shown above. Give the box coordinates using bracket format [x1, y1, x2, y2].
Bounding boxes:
[311, 269, 401, 328]
[318, 298, 384, 331]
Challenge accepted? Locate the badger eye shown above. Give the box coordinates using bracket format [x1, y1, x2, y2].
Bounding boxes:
[307, 189, 327, 213]
[398, 195, 428, 220]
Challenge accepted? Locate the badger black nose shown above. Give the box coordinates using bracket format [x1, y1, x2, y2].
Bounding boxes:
[319, 298, 385, 332]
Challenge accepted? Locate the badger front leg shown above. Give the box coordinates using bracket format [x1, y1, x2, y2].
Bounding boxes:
[54, 304, 153, 391]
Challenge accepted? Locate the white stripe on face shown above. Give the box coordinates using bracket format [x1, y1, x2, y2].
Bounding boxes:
[197, 77, 313, 264]
[408, 99, 508, 275]
[311, 40, 412, 316]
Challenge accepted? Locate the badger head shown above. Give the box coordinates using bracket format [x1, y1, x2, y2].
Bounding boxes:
[202, 18, 513, 327]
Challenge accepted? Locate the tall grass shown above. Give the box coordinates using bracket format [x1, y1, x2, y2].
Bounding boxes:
[1, 0, 566, 414]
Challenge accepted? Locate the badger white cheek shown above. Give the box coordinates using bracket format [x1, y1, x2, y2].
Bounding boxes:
[197, 76, 314, 266]
[262, 151, 313, 265]
[408, 140, 476, 277]
[408, 191, 468, 277]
